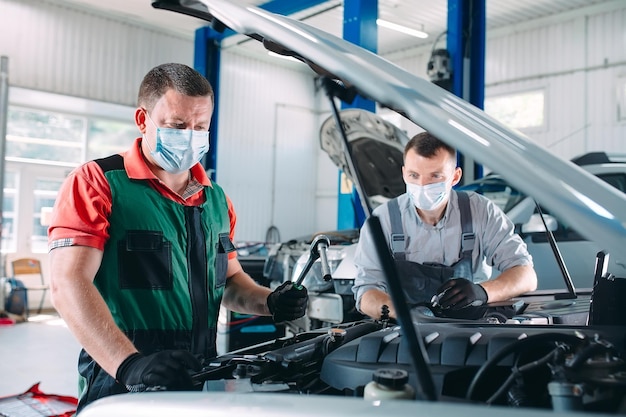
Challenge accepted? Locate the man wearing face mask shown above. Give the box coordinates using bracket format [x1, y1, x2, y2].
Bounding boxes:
[352, 132, 537, 320]
[47, 63, 308, 413]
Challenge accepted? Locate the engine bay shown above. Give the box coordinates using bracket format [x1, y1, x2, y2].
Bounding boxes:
[194, 300, 626, 414]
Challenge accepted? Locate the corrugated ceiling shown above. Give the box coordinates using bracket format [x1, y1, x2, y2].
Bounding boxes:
[53, 0, 621, 54]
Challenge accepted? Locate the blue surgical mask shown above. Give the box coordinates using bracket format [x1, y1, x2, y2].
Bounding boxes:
[407, 180, 448, 211]
[144, 112, 209, 174]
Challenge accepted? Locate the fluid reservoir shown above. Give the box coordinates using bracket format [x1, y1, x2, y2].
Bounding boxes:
[363, 369, 415, 401]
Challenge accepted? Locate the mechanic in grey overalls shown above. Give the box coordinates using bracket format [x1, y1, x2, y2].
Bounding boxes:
[352, 132, 537, 320]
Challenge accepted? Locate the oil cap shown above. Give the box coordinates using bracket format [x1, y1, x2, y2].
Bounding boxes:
[372, 369, 409, 389]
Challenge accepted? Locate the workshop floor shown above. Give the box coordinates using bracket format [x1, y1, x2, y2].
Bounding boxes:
[0, 312, 81, 399]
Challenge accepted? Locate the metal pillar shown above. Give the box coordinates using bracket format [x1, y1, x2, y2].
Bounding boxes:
[194, 27, 223, 181]
[191, 0, 378, 227]
[447, 0, 485, 183]
[0, 57, 9, 261]
[337, 0, 377, 230]
[193, 0, 329, 181]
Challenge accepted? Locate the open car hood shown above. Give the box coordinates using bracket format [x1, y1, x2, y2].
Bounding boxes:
[319, 109, 408, 214]
[152, 0, 626, 265]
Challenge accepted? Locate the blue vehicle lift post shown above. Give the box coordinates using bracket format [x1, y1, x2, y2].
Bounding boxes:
[447, 0, 485, 183]
[193, 0, 329, 181]
[337, 0, 377, 230]
[192, 0, 486, 222]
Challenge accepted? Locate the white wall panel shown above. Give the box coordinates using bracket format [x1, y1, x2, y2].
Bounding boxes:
[587, 6, 626, 65]
[0, 0, 193, 106]
[3, 0, 624, 245]
[485, 8, 626, 160]
[216, 51, 335, 242]
[384, 4, 626, 162]
[385, 47, 431, 81]
[486, 18, 587, 87]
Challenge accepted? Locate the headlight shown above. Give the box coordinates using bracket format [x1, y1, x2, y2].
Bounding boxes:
[291, 247, 345, 292]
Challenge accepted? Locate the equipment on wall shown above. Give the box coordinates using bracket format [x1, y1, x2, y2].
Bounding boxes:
[427, 48, 451, 85]
[426, 31, 452, 91]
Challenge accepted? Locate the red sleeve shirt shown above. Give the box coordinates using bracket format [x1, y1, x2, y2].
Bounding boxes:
[48, 137, 238, 260]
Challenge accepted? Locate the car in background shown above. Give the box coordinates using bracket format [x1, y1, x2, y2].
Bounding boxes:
[267, 116, 626, 329]
[263, 110, 408, 329]
[81, 1, 626, 416]
[458, 152, 626, 290]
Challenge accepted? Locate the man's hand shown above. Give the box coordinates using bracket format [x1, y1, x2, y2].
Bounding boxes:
[115, 350, 201, 392]
[434, 278, 488, 310]
[267, 281, 308, 323]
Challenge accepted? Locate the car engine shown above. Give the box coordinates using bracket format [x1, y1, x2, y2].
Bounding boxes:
[192, 312, 626, 414]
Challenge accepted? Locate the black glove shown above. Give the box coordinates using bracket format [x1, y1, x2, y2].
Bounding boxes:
[434, 278, 488, 310]
[267, 281, 308, 323]
[115, 350, 201, 392]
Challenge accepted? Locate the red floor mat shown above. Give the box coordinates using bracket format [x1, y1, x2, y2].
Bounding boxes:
[0, 383, 77, 417]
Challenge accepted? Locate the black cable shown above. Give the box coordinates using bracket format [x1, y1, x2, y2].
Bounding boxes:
[567, 340, 616, 370]
[429, 30, 448, 58]
[485, 346, 562, 405]
[466, 332, 585, 401]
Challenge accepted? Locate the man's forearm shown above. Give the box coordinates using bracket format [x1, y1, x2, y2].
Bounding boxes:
[52, 280, 136, 378]
[50, 246, 136, 378]
[222, 271, 272, 315]
[481, 264, 537, 302]
[359, 289, 396, 319]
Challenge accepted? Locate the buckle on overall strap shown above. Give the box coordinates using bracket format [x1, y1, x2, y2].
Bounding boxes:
[461, 232, 475, 254]
[391, 233, 405, 254]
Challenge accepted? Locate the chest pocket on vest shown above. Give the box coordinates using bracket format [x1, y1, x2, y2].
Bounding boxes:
[118, 230, 172, 290]
[215, 233, 234, 289]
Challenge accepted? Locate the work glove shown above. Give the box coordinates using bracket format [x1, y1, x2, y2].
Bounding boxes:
[267, 281, 308, 323]
[433, 278, 488, 310]
[115, 350, 201, 392]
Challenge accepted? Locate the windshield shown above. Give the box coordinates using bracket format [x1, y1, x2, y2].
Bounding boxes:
[458, 172, 626, 291]
[457, 175, 526, 213]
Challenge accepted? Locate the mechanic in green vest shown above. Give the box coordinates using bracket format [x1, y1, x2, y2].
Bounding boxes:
[48, 63, 308, 413]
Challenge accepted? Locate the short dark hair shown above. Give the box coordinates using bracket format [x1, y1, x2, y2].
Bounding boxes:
[404, 131, 456, 163]
[137, 63, 214, 111]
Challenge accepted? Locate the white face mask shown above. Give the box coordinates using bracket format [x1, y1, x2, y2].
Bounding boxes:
[144, 112, 209, 174]
[406, 180, 448, 211]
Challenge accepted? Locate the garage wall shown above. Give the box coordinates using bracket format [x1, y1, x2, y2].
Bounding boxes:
[385, 2, 626, 161]
[216, 51, 338, 242]
[0, 0, 193, 106]
[486, 5, 626, 159]
[2, 0, 624, 244]
[0, 0, 338, 243]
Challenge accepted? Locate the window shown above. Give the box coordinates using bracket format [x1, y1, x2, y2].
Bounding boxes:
[2, 87, 135, 254]
[32, 178, 65, 253]
[7, 107, 85, 164]
[598, 173, 626, 194]
[2, 171, 17, 252]
[87, 118, 138, 160]
[485, 89, 545, 130]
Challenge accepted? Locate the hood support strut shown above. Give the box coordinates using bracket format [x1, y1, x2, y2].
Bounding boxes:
[533, 201, 577, 300]
[321, 77, 373, 219]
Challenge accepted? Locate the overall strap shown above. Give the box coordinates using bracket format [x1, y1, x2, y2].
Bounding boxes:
[456, 191, 475, 260]
[94, 154, 124, 172]
[388, 198, 406, 261]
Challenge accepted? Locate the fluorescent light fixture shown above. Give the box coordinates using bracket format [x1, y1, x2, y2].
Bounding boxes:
[377, 19, 428, 39]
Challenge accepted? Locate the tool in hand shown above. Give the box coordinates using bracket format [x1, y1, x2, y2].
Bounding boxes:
[294, 234, 332, 288]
